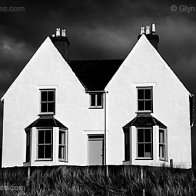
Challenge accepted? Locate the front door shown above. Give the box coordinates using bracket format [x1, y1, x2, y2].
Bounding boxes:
[88, 135, 104, 165]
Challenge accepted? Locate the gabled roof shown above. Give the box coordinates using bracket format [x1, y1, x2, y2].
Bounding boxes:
[25, 115, 67, 130]
[123, 113, 167, 130]
[68, 60, 123, 91]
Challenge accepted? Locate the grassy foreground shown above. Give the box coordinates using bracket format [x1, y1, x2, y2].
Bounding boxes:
[0, 165, 196, 195]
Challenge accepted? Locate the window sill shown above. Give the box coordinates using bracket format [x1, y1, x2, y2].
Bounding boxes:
[89, 106, 103, 109]
[35, 159, 53, 161]
[159, 158, 167, 162]
[59, 159, 68, 162]
[39, 112, 55, 116]
[135, 158, 153, 160]
[136, 111, 152, 114]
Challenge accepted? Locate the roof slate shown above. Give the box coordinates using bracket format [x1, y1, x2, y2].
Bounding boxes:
[123, 113, 167, 130]
[68, 60, 123, 91]
[25, 115, 68, 130]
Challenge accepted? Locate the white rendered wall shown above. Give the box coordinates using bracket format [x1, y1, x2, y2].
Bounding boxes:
[106, 35, 191, 168]
[1, 37, 104, 167]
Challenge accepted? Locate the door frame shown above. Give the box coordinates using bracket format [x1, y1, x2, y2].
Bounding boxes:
[87, 134, 104, 165]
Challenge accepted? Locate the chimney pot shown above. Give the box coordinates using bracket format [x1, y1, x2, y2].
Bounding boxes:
[62, 29, 66, 37]
[151, 23, 156, 34]
[146, 26, 150, 34]
[140, 27, 145, 35]
[56, 28, 60, 37]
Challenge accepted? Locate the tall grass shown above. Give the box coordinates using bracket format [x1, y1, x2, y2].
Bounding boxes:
[0, 165, 196, 195]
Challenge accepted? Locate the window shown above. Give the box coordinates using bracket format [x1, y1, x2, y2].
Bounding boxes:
[26, 131, 31, 162]
[137, 87, 153, 112]
[59, 130, 68, 161]
[137, 128, 152, 159]
[37, 129, 52, 159]
[90, 93, 103, 108]
[40, 89, 55, 114]
[159, 129, 167, 160]
[124, 130, 130, 161]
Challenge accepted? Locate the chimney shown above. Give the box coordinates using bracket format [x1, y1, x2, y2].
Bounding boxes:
[137, 23, 159, 49]
[50, 28, 70, 60]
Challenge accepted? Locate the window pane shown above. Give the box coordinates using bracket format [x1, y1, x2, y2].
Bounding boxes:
[59, 132, 65, 145]
[38, 145, 44, 158]
[159, 130, 164, 143]
[38, 131, 44, 144]
[97, 94, 102, 106]
[145, 100, 152, 111]
[48, 91, 54, 101]
[45, 145, 52, 158]
[138, 129, 144, 142]
[41, 91, 47, 101]
[138, 89, 144, 99]
[48, 102, 55, 113]
[145, 129, 151, 142]
[159, 145, 164, 158]
[138, 101, 144, 111]
[91, 94, 96, 106]
[41, 103, 47, 113]
[45, 130, 51, 143]
[145, 89, 151, 99]
[59, 146, 65, 159]
[138, 144, 144, 157]
[145, 144, 152, 156]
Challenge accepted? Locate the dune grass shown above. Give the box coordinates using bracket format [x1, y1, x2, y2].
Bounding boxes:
[0, 165, 196, 195]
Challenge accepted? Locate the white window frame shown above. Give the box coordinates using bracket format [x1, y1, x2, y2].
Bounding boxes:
[136, 127, 153, 159]
[159, 128, 167, 161]
[37, 129, 53, 160]
[58, 129, 68, 162]
[137, 87, 153, 113]
[89, 93, 103, 109]
[40, 89, 55, 115]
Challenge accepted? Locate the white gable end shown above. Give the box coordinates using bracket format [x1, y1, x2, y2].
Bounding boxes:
[106, 34, 190, 95]
[1, 37, 84, 101]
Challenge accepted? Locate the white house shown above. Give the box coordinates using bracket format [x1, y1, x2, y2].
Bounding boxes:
[0, 24, 194, 168]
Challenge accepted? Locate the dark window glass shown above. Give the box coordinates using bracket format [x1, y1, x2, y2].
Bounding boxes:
[45, 130, 51, 143]
[91, 94, 96, 106]
[125, 131, 130, 161]
[138, 144, 144, 157]
[145, 129, 151, 142]
[59, 131, 66, 160]
[26, 132, 30, 162]
[145, 100, 151, 111]
[38, 131, 44, 144]
[38, 130, 52, 159]
[48, 91, 54, 101]
[40, 90, 55, 113]
[38, 145, 44, 159]
[138, 89, 144, 99]
[138, 129, 144, 142]
[137, 128, 152, 158]
[97, 94, 102, 106]
[145, 89, 151, 99]
[137, 87, 152, 112]
[41, 91, 47, 101]
[45, 145, 52, 158]
[41, 103, 47, 113]
[138, 101, 144, 111]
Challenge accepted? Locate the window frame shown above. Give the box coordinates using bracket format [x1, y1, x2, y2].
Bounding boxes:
[159, 128, 167, 161]
[89, 93, 103, 109]
[40, 89, 56, 115]
[26, 130, 31, 162]
[124, 130, 130, 161]
[137, 87, 153, 113]
[58, 129, 68, 162]
[136, 127, 153, 160]
[37, 129, 53, 161]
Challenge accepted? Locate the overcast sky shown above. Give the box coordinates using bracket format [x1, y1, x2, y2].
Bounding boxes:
[0, 0, 196, 165]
